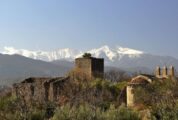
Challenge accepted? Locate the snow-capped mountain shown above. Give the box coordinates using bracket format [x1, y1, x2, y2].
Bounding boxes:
[2, 45, 143, 62]
[87, 45, 143, 62]
[1, 45, 178, 85]
[2, 45, 178, 74]
[2, 47, 82, 61]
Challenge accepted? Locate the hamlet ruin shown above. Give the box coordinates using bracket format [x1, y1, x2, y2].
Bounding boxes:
[12, 55, 177, 107]
[13, 57, 104, 104]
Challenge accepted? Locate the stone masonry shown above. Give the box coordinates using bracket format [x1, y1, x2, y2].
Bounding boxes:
[13, 57, 104, 104]
[13, 77, 69, 104]
[75, 57, 104, 79]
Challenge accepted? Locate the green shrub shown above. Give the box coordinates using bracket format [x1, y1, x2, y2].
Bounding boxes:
[52, 103, 140, 120]
[134, 79, 178, 119]
[30, 110, 45, 120]
[82, 53, 92, 58]
[104, 104, 141, 120]
[75, 104, 101, 120]
[0, 95, 17, 110]
[52, 104, 73, 120]
[151, 101, 178, 120]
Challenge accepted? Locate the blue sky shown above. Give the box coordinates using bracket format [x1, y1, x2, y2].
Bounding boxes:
[0, 0, 178, 58]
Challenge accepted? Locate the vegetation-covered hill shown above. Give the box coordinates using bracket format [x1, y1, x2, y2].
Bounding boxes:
[1, 69, 178, 120]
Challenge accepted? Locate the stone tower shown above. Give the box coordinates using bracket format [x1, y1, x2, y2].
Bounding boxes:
[75, 57, 104, 79]
[155, 66, 161, 78]
[162, 66, 168, 78]
[169, 66, 175, 77]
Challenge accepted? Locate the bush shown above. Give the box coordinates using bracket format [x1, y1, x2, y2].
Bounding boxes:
[0, 95, 17, 110]
[105, 104, 141, 120]
[134, 79, 176, 106]
[52, 104, 73, 120]
[151, 101, 178, 120]
[134, 79, 178, 119]
[52, 104, 141, 120]
[82, 53, 92, 58]
[29, 110, 45, 120]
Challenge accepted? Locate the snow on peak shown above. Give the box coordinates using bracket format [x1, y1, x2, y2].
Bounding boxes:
[3, 46, 39, 59]
[1, 45, 144, 62]
[2, 46, 81, 61]
[116, 46, 143, 55]
[87, 45, 117, 60]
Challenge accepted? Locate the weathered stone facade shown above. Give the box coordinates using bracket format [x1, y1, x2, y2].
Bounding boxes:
[75, 57, 104, 79]
[155, 66, 175, 78]
[13, 77, 69, 104]
[126, 74, 154, 107]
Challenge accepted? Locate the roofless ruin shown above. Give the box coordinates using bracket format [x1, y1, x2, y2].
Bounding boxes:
[13, 56, 104, 104]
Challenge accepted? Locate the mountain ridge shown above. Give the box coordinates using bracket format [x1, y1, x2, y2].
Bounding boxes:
[0, 53, 71, 85]
[2, 45, 144, 62]
[0, 46, 178, 85]
[2, 45, 178, 72]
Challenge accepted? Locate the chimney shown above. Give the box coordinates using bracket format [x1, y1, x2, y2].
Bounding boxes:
[162, 66, 168, 77]
[155, 66, 161, 77]
[169, 66, 175, 77]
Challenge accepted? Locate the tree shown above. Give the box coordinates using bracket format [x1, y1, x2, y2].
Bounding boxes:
[82, 53, 92, 58]
[104, 69, 130, 82]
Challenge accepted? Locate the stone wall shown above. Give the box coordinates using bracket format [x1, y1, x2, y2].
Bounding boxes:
[13, 83, 33, 104]
[13, 77, 68, 104]
[126, 85, 134, 107]
[91, 58, 104, 78]
[155, 66, 175, 78]
[75, 57, 104, 79]
[75, 58, 92, 78]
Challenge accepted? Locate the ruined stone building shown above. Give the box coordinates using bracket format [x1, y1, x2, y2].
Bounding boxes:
[75, 57, 104, 79]
[155, 66, 175, 78]
[13, 77, 69, 104]
[126, 66, 176, 107]
[13, 57, 104, 104]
